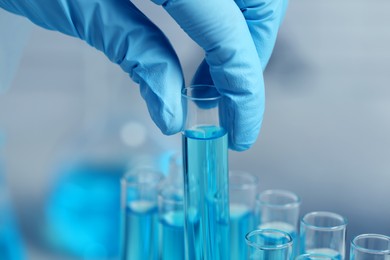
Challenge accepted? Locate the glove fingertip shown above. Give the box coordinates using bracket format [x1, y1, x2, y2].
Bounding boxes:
[229, 142, 253, 152]
[148, 104, 183, 136]
[229, 143, 252, 152]
[140, 85, 183, 136]
[156, 116, 183, 136]
[220, 96, 263, 152]
[228, 132, 257, 152]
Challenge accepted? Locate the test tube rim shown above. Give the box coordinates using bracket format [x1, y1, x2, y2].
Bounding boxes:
[181, 84, 222, 101]
[229, 170, 259, 191]
[301, 211, 348, 231]
[351, 234, 390, 255]
[245, 228, 293, 250]
[257, 189, 301, 209]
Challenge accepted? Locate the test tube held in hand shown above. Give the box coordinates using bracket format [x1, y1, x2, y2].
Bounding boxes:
[182, 85, 230, 260]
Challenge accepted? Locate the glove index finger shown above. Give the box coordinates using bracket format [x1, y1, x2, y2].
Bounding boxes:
[152, 0, 265, 151]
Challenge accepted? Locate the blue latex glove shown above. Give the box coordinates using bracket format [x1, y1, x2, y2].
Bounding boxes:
[0, 0, 288, 151]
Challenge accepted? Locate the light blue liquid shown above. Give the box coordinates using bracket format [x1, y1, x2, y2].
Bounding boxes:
[121, 201, 158, 260]
[230, 204, 254, 260]
[159, 211, 185, 260]
[259, 221, 297, 256]
[306, 248, 342, 260]
[183, 126, 230, 260]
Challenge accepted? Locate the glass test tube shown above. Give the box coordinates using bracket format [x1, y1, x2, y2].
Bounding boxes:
[120, 167, 163, 260]
[182, 85, 230, 260]
[158, 154, 185, 260]
[245, 229, 293, 260]
[158, 186, 185, 260]
[229, 171, 258, 260]
[350, 234, 390, 260]
[300, 211, 347, 260]
[256, 189, 301, 255]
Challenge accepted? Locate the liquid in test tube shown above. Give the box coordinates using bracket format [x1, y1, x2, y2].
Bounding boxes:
[159, 197, 185, 259]
[183, 126, 229, 260]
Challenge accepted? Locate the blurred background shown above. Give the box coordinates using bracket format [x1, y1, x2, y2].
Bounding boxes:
[1, 0, 390, 259]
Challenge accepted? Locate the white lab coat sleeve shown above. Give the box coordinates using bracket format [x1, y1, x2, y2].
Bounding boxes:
[0, 9, 32, 93]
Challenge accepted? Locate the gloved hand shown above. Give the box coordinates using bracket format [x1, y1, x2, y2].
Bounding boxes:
[0, 0, 288, 151]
